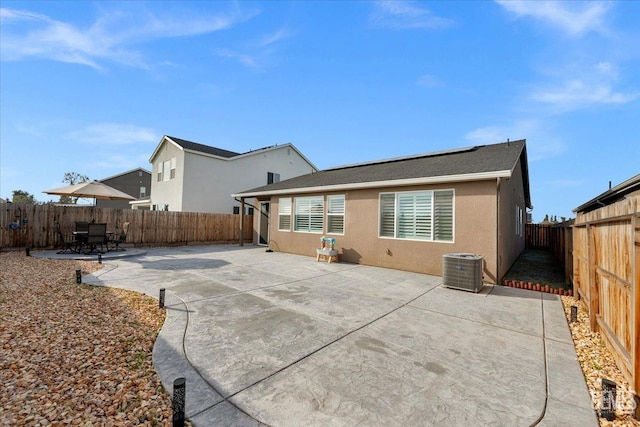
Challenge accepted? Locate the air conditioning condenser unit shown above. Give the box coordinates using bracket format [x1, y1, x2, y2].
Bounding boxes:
[443, 253, 483, 293]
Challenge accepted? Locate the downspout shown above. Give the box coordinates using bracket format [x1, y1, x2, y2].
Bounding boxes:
[239, 197, 245, 246]
[496, 177, 501, 285]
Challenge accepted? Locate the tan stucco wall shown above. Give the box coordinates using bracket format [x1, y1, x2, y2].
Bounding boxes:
[258, 180, 502, 283]
[497, 157, 527, 280]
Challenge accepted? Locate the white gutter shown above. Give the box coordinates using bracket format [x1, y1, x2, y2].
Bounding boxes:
[232, 170, 513, 198]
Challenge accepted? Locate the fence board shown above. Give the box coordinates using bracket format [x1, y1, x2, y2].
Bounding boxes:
[0, 204, 252, 249]
[572, 194, 639, 394]
[525, 222, 573, 284]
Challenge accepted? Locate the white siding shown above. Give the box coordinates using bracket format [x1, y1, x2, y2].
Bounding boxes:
[179, 145, 316, 214]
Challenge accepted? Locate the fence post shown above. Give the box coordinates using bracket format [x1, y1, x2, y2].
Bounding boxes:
[172, 377, 186, 427]
[587, 224, 599, 331]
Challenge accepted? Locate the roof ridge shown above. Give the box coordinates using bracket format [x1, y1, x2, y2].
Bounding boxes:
[324, 140, 524, 172]
[324, 145, 477, 172]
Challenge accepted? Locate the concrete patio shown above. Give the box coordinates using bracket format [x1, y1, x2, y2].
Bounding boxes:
[81, 245, 598, 426]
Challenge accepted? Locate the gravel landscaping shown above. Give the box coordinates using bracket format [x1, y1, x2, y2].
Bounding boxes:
[0, 251, 172, 425]
[561, 296, 639, 427]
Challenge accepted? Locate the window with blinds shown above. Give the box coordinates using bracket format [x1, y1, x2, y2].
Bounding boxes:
[294, 196, 324, 233]
[327, 195, 345, 234]
[434, 190, 454, 241]
[379, 189, 454, 242]
[278, 198, 292, 231]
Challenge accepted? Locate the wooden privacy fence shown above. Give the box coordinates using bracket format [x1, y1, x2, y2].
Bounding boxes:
[0, 204, 253, 249]
[525, 222, 574, 284]
[526, 223, 551, 249]
[573, 195, 640, 394]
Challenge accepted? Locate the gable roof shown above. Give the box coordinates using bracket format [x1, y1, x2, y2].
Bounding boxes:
[573, 173, 640, 214]
[168, 136, 241, 158]
[99, 167, 152, 182]
[148, 135, 318, 170]
[233, 140, 531, 208]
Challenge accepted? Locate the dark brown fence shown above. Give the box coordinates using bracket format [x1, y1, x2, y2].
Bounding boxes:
[0, 204, 253, 249]
[525, 223, 551, 249]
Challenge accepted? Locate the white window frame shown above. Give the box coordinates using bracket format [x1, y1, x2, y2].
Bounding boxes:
[294, 196, 324, 233]
[278, 198, 292, 231]
[326, 195, 345, 235]
[378, 189, 454, 243]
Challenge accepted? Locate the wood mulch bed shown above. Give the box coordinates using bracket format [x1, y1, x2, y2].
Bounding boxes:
[0, 251, 173, 425]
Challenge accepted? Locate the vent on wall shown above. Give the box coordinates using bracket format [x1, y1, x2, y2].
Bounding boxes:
[443, 253, 483, 293]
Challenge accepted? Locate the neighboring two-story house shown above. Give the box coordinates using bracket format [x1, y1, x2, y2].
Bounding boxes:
[96, 167, 151, 209]
[145, 135, 317, 214]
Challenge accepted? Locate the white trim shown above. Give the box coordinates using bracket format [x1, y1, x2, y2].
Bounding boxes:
[278, 197, 292, 232]
[233, 170, 511, 198]
[326, 194, 345, 235]
[378, 188, 455, 243]
[294, 195, 324, 234]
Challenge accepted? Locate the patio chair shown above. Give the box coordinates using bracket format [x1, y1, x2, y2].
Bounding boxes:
[85, 223, 108, 254]
[108, 222, 130, 251]
[56, 223, 78, 254]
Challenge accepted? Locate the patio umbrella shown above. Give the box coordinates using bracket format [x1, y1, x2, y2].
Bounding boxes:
[43, 180, 136, 205]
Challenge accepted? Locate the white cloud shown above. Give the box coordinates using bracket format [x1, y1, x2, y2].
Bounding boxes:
[215, 48, 258, 68]
[495, 0, 611, 36]
[69, 123, 158, 145]
[530, 61, 639, 112]
[259, 27, 291, 47]
[370, 1, 452, 30]
[465, 119, 566, 161]
[532, 80, 639, 110]
[0, 6, 257, 69]
[216, 26, 292, 70]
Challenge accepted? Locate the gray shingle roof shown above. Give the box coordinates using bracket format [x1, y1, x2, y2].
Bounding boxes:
[167, 136, 241, 158]
[574, 173, 640, 214]
[235, 140, 530, 205]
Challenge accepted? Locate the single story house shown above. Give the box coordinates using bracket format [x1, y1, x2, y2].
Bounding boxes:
[146, 135, 317, 214]
[233, 140, 532, 284]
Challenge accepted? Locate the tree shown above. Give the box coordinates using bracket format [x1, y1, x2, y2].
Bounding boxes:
[12, 190, 38, 204]
[60, 172, 90, 204]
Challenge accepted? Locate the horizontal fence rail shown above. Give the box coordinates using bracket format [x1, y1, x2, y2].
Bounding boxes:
[573, 195, 639, 394]
[0, 204, 253, 249]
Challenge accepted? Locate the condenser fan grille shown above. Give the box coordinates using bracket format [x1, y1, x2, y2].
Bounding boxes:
[442, 253, 483, 293]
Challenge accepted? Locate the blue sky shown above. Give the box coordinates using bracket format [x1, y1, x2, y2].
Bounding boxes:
[1, 1, 638, 221]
